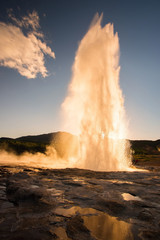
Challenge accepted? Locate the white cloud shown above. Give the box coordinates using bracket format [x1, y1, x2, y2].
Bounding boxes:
[0, 11, 55, 79]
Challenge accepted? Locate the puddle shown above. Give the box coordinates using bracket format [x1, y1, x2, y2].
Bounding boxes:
[55, 206, 133, 240]
[107, 180, 134, 184]
[55, 206, 98, 217]
[30, 185, 39, 189]
[122, 193, 142, 201]
[5, 167, 23, 173]
[83, 212, 133, 240]
[54, 227, 71, 240]
[42, 178, 53, 182]
[55, 206, 80, 217]
[72, 177, 86, 185]
[47, 188, 63, 197]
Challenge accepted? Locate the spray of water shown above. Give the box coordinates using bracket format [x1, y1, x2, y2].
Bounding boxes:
[62, 14, 131, 171]
[0, 14, 131, 171]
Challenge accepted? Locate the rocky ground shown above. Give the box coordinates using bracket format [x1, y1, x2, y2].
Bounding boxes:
[0, 165, 160, 240]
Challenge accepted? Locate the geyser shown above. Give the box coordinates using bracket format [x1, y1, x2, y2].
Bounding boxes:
[62, 14, 131, 171]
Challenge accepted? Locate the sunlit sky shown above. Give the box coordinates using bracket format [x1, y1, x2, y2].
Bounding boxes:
[0, 0, 159, 140]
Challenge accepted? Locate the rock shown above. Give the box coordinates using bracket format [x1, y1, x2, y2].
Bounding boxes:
[7, 184, 43, 204]
[1, 201, 14, 209]
[140, 230, 160, 240]
[138, 209, 153, 221]
[97, 198, 126, 214]
[66, 215, 95, 240]
[6, 175, 56, 207]
[1, 166, 160, 240]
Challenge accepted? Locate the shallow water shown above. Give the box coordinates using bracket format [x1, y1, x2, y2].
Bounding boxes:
[54, 227, 71, 240]
[122, 193, 142, 202]
[55, 206, 133, 240]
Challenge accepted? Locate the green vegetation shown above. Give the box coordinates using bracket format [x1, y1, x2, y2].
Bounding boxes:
[130, 140, 160, 155]
[0, 138, 47, 155]
[130, 140, 160, 166]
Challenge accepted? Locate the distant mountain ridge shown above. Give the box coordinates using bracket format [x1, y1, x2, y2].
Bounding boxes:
[16, 132, 60, 144]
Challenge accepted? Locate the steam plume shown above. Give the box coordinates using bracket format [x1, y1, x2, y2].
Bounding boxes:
[62, 14, 131, 171]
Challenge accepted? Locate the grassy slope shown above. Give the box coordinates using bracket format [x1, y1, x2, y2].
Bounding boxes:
[130, 140, 160, 166]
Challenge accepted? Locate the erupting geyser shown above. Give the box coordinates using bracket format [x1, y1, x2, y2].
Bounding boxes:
[62, 14, 131, 171]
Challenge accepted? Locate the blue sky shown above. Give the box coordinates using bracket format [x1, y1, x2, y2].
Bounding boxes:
[0, 0, 160, 140]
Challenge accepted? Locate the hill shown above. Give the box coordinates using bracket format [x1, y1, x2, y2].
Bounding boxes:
[0, 132, 160, 166]
[16, 132, 54, 144]
[130, 139, 160, 155]
[0, 132, 78, 158]
[130, 139, 160, 166]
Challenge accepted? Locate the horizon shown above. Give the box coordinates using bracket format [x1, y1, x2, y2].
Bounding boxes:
[0, 0, 160, 140]
[1, 130, 159, 142]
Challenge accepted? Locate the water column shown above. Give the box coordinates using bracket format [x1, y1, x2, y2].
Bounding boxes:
[62, 14, 131, 171]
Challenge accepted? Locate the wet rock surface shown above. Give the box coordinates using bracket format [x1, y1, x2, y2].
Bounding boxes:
[0, 166, 160, 239]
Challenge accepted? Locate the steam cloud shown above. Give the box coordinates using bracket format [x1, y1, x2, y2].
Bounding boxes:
[0, 10, 55, 78]
[0, 146, 70, 169]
